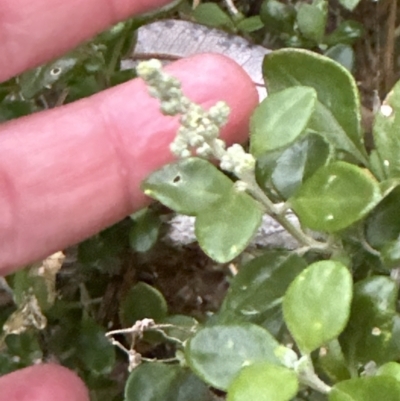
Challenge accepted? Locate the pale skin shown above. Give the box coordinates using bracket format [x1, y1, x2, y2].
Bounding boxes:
[0, 0, 258, 399]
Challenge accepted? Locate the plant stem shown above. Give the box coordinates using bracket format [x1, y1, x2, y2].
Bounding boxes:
[296, 355, 332, 394]
[240, 172, 332, 253]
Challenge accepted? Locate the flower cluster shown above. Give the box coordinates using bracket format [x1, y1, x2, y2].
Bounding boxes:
[136, 59, 254, 177]
[220, 143, 256, 177]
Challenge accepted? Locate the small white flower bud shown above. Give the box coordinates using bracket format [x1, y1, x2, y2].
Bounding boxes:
[196, 143, 213, 158]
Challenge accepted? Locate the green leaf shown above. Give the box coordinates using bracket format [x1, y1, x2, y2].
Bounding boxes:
[317, 339, 351, 383]
[250, 86, 317, 156]
[219, 251, 306, 332]
[161, 315, 198, 343]
[324, 21, 364, 46]
[236, 16, 264, 33]
[324, 45, 354, 72]
[227, 362, 298, 401]
[377, 362, 400, 383]
[366, 186, 400, 248]
[0, 99, 33, 122]
[119, 282, 168, 327]
[192, 3, 234, 30]
[143, 158, 262, 263]
[260, 0, 296, 34]
[297, 3, 327, 43]
[373, 80, 400, 179]
[77, 220, 129, 265]
[290, 161, 382, 233]
[129, 208, 161, 253]
[185, 323, 281, 390]
[77, 317, 115, 375]
[256, 132, 331, 200]
[18, 50, 88, 99]
[329, 376, 400, 401]
[263, 49, 367, 164]
[195, 186, 263, 263]
[125, 363, 212, 401]
[283, 260, 352, 354]
[338, 0, 362, 12]
[142, 158, 232, 216]
[380, 238, 400, 269]
[340, 276, 400, 365]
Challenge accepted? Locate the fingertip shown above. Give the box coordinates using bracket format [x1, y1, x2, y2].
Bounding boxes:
[0, 364, 89, 401]
[0, 53, 257, 273]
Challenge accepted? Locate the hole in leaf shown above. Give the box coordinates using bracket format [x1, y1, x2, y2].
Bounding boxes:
[173, 175, 181, 184]
[50, 67, 62, 76]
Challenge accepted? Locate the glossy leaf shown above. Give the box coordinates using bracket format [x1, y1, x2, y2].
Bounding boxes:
[373, 80, 400, 179]
[329, 376, 400, 401]
[380, 238, 400, 268]
[186, 323, 281, 390]
[263, 49, 367, 164]
[338, 0, 362, 12]
[236, 16, 264, 33]
[227, 362, 298, 401]
[260, 0, 296, 34]
[119, 282, 168, 327]
[18, 50, 89, 99]
[324, 20, 364, 46]
[283, 260, 352, 354]
[161, 315, 198, 343]
[129, 208, 161, 253]
[195, 186, 263, 263]
[256, 133, 331, 199]
[219, 251, 306, 329]
[250, 86, 317, 156]
[125, 363, 212, 401]
[325, 44, 354, 72]
[297, 3, 326, 43]
[340, 276, 400, 365]
[142, 158, 232, 216]
[77, 317, 115, 375]
[192, 3, 234, 30]
[366, 186, 400, 248]
[317, 339, 350, 383]
[290, 161, 382, 232]
[0, 100, 33, 122]
[377, 362, 400, 383]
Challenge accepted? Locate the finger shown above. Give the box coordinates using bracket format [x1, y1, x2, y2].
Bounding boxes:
[1, 0, 173, 82]
[0, 53, 258, 275]
[0, 364, 89, 401]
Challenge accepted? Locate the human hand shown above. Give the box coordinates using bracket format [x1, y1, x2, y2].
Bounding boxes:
[0, 0, 258, 399]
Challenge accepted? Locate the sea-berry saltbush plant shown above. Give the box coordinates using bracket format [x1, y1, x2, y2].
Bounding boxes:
[115, 49, 400, 400]
[1, 3, 400, 400]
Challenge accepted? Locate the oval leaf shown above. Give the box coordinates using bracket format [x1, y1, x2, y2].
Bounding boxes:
[192, 3, 234, 30]
[125, 363, 211, 401]
[256, 132, 331, 200]
[377, 362, 400, 383]
[339, 276, 400, 365]
[219, 251, 306, 331]
[77, 317, 115, 375]
[297, 3, 326, 43]
[227, 362, 298, 401]
[142, 158, 232, 216]
[250, 86, 317, 156]
[283, 260, 352, 354]
[263, 49, 367, 164]
[119, 282, 168, 327]
[185, 323, 281, 390]
[366, 186, 400, 248]
[195, 187, 263, 263]
[330, 376, 400, 401]
[290, 161, 382, 232]
[373, 80, 400, 179]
